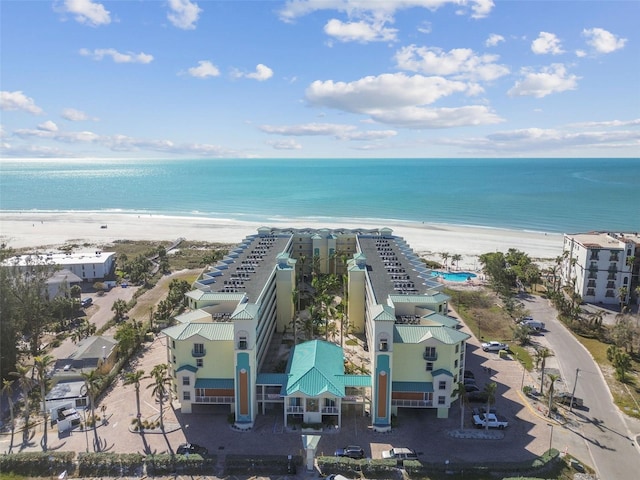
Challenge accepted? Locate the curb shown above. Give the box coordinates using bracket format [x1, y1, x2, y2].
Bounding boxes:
[517, 389, 563, 426]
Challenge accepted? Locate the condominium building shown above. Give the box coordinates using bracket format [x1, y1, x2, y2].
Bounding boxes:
[561, 232, 640, 305]
[2, 251, 116, 282]
[163, 227, 469, 432]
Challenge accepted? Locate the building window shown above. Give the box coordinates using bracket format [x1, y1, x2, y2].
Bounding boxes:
[182, 376, 190, 386]
[439, 381, 447, 390]
[454, 359, 458, 368]
[423, 346, 437, 360]
[438, 396, 446, 405]
[624, 277, 629, 285]
[325, 398, 336, 408]
[306, 398, 319, 412]
[455, 344, 459, 353]
[196, 359, 203, 368]
[238, 336, 247, 350]
[172, 356, 176, 364]
[586, 288, 595, 296]
[590, 251, 599, 260]
[606, 290, 615, 298]
[172, 340, 175, 349]
[426, 362, 434, 371]
[379, 340, 388, 352]
[193, 343, 205, 357]
[183, 391, 191, 401]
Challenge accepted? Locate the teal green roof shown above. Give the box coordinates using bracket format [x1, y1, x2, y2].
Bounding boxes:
[176, 365, 198, 373]
[392, 381, 433, 393]
[174, 310, 211, 324]
[257, 373, 288, 385]
[162, 322, 234, 341]
[231, 303, 259, 320]
[370, 304, 396, 322]
[186, 290, 245, 302]
[285, 340, 345, 397]
[393, 325, 470, 345]
[420, 313, 460, 328]
[432, 369, 453, 377]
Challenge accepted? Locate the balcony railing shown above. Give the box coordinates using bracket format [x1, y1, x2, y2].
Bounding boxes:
[286, 406, 304, 413]
[322, 406, 339, 414]
[588, 273, 598, 279]
[609, 255, 619, 262]
[391, 399, 433, 408]
[423, 352, 438, 361]
[195, 395, 233, 404]
[192, 348, 206, 357]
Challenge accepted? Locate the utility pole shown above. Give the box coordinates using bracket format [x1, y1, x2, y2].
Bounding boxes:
[569, 368, 580, 413]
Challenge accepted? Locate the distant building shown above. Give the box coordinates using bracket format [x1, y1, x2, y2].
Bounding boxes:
[2, 251, 116, 282]
[561, 232, 640, 305]
[45, 268, 83, 299]
[163, 227, 469, 432]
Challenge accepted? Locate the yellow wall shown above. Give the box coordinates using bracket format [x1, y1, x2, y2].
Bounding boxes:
[172, 334, 235, 378]
[392, 341, 456, 382]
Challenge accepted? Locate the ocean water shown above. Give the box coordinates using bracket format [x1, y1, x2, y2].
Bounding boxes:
[1, 158, 638, 234]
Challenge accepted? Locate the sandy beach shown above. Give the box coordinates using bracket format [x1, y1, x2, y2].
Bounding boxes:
[0, 212, 563, 269]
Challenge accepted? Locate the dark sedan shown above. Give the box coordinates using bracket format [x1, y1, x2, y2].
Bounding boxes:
[334, 445, 365, 459]
[176, 443, 208, 456]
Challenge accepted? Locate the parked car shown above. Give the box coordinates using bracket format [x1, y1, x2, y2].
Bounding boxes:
[472, 413, 508, 429]
[81, 297, 93, 308]
[335, 445, 365, 459]
[481, 341, 509, 352]
[464, 384, 481, 393]
[472, 406, 497, 416]
[522, 320, 546, 331]
[555, 392, 584, 408]
[467, 391, 490, 403]
[463, 377, 476, 386]
[176, 443, 208, 456]
[463, 370, 475, 379]
[382, 447, 418, 460]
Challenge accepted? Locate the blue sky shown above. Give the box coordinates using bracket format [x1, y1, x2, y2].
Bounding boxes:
[1, 0, 638, 159]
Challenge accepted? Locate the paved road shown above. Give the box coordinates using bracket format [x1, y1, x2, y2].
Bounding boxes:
[521, 294, 640, 479]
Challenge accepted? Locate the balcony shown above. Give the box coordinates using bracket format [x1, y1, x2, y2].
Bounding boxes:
[423, 352, 438, 361]
[321, 406, 339, 414]
[588, 273, 598, 279]
[391, 399, 433, 408]
[609, 255, 619, 262]
[192, 348, 206, 358]
[286, 406, 304, 413]
[194, 395, 233, 404]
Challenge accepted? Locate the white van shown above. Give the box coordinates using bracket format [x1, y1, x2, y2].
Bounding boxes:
[382, 447, 417, 460]
[522, 320, 545, 331]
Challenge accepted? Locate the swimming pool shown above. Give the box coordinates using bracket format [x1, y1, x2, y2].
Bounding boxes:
[435, 271, 477, 282]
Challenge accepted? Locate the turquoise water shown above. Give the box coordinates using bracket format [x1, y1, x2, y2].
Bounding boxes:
[436, 272, 477, 282]
[1, 158, 638, 233]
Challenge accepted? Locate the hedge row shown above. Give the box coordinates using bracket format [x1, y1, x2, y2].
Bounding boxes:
[0, 452, 75, 476]
[318, 449, 560, 479]
[224, 454, 301, 476]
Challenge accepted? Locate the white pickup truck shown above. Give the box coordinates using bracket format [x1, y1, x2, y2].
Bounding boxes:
[472, 413, 508, 429]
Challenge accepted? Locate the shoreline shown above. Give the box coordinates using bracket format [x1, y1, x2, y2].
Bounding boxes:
[0, 211, 564, 270]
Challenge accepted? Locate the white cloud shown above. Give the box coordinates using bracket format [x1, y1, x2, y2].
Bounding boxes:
[575, 50, 587, 58]
[324, 18, 398, 43]
[167, 0, 202, 30]
[57, 0, 111, 26]
[531, 32, 564, 55]
[485, 33, 504, 47]
[305, 73, 502, 128]
[187, 61, 220, 78]
[38, 121, 58, 132]
[61, 108, 92, 121]
[79, 48, 153, 64]
[233, 64, 274, 81]
[260, 122, 398, 141]
[417, 21, 432, 34]
[508, 64, 579, 98]
[568, 118, 640, 128]
[394, 45, 509, 81]
[267, 139, 303, 150]
[583, 27, 627, 54]
[278, 0, 494, 23]
[0, 91, 44, 115]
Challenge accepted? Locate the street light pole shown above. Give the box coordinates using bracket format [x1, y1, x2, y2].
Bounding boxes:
[569, 368, 580, 413]
[547, 423, 554, 453]
[83, 408, 89, 453]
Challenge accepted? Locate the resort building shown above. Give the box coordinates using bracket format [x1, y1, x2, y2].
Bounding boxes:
[163, 227, 470, 432]
[560, 232, 640, 306]
[2, 251, 116, 282]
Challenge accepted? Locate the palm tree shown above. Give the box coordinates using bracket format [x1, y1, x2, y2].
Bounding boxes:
[291, 289, 299, 344]
[111, 299, 128, 322]
[588, 309, 605, 329]
[618, 286, 629, 313]
[440, 252, 450, 270]
[124, 369, 145, 425]
[451, 254, 462, 271]
[536, 347, 553, 394]
[452, 382, 468, 430]
[2, 378, 16, 451]
[32, 354, 54, 451]
[547, 373, 559, 417]
[146, 364, 171, 429]
[483, 382, 497, 431]
[81, 369, 103, 452]
[10, 363, 34, 443]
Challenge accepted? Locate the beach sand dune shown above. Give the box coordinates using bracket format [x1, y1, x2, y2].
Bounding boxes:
[0, 212, 563, 270]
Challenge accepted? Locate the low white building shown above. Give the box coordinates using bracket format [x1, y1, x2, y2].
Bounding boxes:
[3, 251, 116, 282]
[561, 232, 639, 305]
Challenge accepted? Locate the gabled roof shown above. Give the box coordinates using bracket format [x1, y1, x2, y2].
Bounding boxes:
[177, 365, 198, 373]
[285, 340, 345, 397]
[420, 313, 460, 328]
[432, 368, 453, 378]
[389, 293, 450, 304]
[393, 325, 470, 345]
[162, 322, 234, 341]
[231, 302, 259, 320]
[174, 310, 212, 324]
[185, 290, 245, 302]
[69, 336, 117, 360]
[370, 304, 396, 322]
